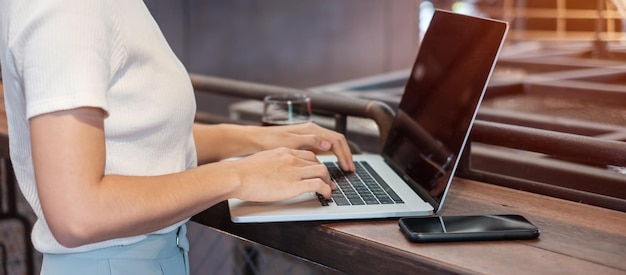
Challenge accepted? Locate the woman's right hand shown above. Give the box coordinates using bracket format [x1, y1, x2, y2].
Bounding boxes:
[226, 147, 336, 202]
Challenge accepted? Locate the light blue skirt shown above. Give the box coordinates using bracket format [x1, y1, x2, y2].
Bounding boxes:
[41, 224, 189, 275]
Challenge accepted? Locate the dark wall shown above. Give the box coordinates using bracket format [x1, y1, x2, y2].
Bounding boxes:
[145, 0, 420, 87]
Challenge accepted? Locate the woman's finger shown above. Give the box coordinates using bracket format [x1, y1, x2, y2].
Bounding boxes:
[298, 178, 334, 199]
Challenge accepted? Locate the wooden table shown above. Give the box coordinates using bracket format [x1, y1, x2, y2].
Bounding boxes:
[193, 179, 626, 274]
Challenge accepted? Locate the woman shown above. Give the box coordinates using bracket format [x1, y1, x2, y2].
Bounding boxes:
[0, 0, 355, 274]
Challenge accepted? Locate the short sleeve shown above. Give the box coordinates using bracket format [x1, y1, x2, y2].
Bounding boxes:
[18, 0, 121, 118]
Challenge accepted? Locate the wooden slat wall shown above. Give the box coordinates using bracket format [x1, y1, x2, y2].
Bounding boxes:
[479, 0, 625, 41]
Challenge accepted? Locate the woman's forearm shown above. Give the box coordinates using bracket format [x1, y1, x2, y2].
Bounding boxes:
[193, 123, 263, 164]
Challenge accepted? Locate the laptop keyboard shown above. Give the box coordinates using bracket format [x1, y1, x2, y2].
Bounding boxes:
[319, 161, 404, 206]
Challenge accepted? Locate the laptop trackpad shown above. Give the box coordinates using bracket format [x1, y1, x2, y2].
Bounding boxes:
[230, 193, 320, 210]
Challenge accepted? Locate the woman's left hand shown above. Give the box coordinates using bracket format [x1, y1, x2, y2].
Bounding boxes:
[254, 122, 355, 171]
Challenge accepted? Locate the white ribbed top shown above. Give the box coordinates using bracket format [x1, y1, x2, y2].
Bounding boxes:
[0, 0, 197, 253]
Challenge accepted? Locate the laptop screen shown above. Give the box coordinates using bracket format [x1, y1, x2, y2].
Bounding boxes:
[382, 10, 508, 211]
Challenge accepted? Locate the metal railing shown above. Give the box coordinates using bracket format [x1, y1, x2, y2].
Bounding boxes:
[190, 73, 626, 212]
[190, 74, 394, 150]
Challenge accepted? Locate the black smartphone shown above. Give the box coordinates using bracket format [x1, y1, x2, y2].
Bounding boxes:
[398, 214, 540, 243]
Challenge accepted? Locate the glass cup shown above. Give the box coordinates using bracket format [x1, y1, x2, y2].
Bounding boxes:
[262, 94, 312, 126]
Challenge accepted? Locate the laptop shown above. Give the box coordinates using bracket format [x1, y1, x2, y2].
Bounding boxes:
[228, 10, 509, 223]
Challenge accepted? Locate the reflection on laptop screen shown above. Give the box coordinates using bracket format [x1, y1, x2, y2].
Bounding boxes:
[383, 10, 507, 210]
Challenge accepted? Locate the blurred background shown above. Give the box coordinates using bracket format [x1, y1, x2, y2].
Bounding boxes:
[2, 1, 625, 274]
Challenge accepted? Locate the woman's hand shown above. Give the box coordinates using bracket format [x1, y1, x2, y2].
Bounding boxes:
[194, 122, 355, 172]
[226, 147, 337, 201]
[252, 122, 356, 171]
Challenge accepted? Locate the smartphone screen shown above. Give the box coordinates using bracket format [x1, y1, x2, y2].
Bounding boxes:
[398, 214, 540, 242]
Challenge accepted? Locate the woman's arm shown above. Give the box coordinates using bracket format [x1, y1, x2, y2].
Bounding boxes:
[31, 107, 335, 248]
